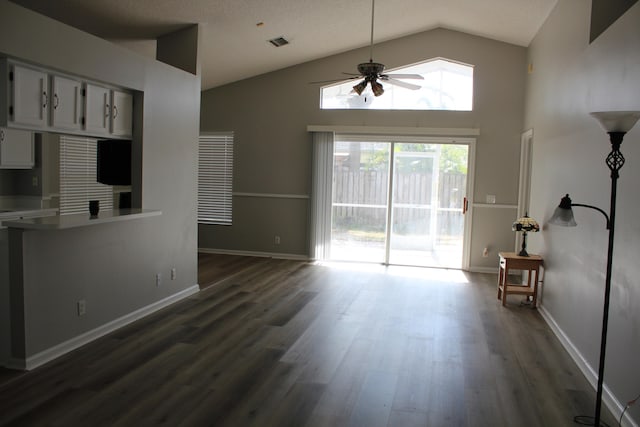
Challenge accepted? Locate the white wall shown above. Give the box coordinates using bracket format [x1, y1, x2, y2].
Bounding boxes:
[0, 228, 8, 364]
[525, 1, 640, 423]
[0, 2, 200, 367]
[200, 28, 527, 269]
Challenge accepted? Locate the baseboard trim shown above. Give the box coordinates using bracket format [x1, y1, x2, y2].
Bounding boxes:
[5, 357, 27, 371]
[538, 306, 637, 427]
[18, 285, 200, 371]
[198, 247, 310, 261]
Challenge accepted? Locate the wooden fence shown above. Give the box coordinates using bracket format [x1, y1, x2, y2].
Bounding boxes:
[332, 170, 466, 236]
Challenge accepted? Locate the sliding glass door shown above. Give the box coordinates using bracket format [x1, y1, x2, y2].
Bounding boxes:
[330, 136, 469, 268]
[331, 141, 390, 263]
[388, 143, 467, 268]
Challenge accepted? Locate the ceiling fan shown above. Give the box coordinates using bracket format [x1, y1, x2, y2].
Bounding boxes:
[314, 0, 423, 97]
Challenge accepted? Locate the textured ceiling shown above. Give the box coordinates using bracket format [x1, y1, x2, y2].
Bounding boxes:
[9, 0, 557, 90]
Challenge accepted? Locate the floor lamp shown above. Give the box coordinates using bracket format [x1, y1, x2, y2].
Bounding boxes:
[549, 111, 640, 426]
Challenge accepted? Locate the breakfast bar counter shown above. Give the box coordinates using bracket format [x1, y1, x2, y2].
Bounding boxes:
[4, 209, 162, 230]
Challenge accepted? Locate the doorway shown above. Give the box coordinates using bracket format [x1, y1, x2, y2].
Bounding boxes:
[330, 136, 471, 268]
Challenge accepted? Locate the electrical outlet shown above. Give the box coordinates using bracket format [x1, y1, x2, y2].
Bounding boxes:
[274, 235, 281, 245]
[486, 194, 496, 204]
[156, 273, 161, 287]
[77, 300, 86, 316]
[482, 247, 489, 257]
[171, 268, 176, 280]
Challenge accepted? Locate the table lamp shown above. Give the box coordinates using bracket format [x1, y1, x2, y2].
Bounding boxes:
[512, 213, 539, 257]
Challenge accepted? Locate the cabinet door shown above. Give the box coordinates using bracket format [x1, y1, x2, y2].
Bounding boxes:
[0, 127, 34, 169]
[84, 84, 110, 136]
[11, 64, 49, 128]
[111, 90, 132, 138]
[51, 75, 83, 131]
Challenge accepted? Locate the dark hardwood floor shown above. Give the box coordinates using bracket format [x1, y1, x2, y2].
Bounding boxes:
[0, 254, 615, 426]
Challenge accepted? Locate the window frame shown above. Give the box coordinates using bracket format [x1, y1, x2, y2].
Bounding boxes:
[320, 57, 474, 111]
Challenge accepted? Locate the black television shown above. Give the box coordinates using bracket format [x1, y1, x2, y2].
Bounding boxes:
[97, 139, 131, 185]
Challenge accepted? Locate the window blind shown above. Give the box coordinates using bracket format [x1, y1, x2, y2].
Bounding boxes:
[59, 135, 113, 215]
[198, 132, 234, 225]
[310, 131, 334, 260]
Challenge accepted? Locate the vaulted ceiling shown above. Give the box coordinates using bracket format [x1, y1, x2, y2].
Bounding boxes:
[9, 0, 557, 90]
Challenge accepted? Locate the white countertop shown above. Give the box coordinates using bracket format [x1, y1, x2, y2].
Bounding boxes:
[0, 207, 58, 220]
[0, 208, 59, 229]
[3, 209, 162, 230]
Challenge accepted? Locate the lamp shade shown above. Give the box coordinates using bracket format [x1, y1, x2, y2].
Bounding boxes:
[371, 80, 384, 97]
[512, 213, 540, 232]
[548, 194, 577, 227]
[352, 81, 367, 95]
[590, 111, 640, 133]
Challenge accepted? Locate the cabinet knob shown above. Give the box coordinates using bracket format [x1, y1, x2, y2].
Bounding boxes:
[42, 91, 48, 109]
[113, 105, 118, 119]
[0, 129, 4, 142]
[54, 93, 59, 109]
[105, 103, 110, 118]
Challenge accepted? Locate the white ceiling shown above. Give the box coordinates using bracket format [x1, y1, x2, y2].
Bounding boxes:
[10, 0, 557, 90]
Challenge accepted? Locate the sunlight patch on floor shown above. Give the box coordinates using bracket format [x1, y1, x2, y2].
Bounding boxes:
[315, 260, 469, 284]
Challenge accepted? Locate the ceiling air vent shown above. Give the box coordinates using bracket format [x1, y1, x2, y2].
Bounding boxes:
[268, 37, 289, 47]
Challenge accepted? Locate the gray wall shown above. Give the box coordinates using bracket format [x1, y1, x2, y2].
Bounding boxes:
[0, 2, 200, 363]
[0, 133, 40, 197]
[2, 136, 42, 197]
[200, 28, 527, 269]
[0, 170, 15, 194]
[525, 1, 640, 423]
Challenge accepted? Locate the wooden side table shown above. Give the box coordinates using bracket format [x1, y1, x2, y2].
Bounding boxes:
[497, 251, 543, 307]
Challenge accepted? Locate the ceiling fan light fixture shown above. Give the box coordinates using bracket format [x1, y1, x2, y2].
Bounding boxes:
[353, 81, 367, 95]
[371, 80, 384, 96]
[312, 0, 422, 94]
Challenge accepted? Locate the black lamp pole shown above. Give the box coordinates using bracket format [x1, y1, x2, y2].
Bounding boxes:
[592, 131, 625, 426]
[553, 111, 640, 426]
[518, 231, 529, 256]
[571, 131, 625, 426]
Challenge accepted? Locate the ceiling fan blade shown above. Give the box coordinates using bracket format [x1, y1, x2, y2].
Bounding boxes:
[309, 76, 362, 84]
[381, 73, 424, 80]
[383, 78, 421, 90]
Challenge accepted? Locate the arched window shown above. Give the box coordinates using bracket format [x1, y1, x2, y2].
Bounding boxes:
[320, 58, 473, 111]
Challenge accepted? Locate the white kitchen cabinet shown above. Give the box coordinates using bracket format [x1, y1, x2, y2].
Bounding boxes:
[85, 84, 132, 138]
[50, 75, 83, 131]
[84, 83, 111, 136]
[111, 90, 132, 137]
[9, 63, 49, 128]
[0, 127, 34, 169]
[1, 59, 132, 140]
